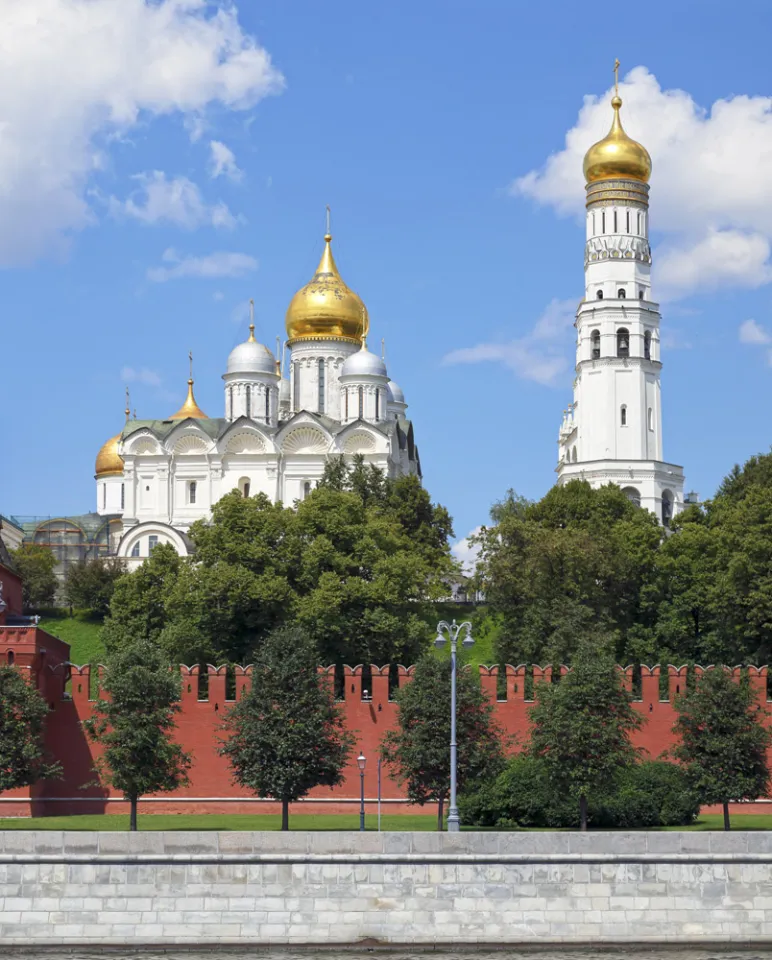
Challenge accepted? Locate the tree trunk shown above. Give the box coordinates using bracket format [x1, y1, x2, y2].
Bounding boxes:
[723, 801, 731, 831]
[579, 794, 588, 832]
[281, 798, 289, 831]
[437, 795, 445, 832]
[129, 796, 138, 832]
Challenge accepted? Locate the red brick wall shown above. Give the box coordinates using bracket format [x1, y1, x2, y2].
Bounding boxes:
[3, 661, 771, 819]
[0, 564, 23, 621]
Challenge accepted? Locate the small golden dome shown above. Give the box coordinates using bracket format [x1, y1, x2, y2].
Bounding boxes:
[285, 233, 367, 344]
[95, 433, 124, 477]
[583, 96, 652, 184]
[169, 379, 208, 420]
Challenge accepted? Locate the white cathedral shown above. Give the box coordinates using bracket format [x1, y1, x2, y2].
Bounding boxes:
[94, 232, 420, 568]
[556, 83, 685, 525]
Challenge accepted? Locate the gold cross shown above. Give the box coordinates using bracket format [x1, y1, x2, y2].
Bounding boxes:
[614, 58, 620, 96]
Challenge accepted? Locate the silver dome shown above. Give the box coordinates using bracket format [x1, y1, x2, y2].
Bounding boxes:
[227, 338, 276, 376]
[387, 380, 405, 405]
[341, 347, 387, 379]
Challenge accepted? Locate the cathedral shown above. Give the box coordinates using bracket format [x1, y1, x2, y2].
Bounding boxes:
[556, 75, 685, 524]
[93, 231, 420, 567]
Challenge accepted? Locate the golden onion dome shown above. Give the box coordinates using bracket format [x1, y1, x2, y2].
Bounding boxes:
[95, 433, 124, 478]
[169, 379, 208, 420]
[285, 233, 367, 344]
[583, 95, 652, 184]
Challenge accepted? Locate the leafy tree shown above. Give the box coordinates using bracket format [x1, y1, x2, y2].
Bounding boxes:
[380, 654, 504, 830]
[672, 668, 772, 830]
[11, 544, 58, 611]
[85, 638, 191, 830]
[219, 626, 354, 830]
[64, 557, 126, 618]
[0, 666, 61, 792]
[528, 637, 644, 830]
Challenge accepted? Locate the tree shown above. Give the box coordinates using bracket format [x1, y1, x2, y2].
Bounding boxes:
[380, 654, 504, 830]
[11, 544, 58, 611]
[219, 626, 354, 830]
[528, 637, 644, 830]
[672, 668, 772, 830]
[64, 557, 126, 618]
[0, 666, 61, 793]
[85, 638, 191, 830]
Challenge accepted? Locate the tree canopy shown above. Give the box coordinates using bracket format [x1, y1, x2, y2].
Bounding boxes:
[0, 666, 61, 793]
[64, 557, 126, 618]
[11, 544, 58, 611]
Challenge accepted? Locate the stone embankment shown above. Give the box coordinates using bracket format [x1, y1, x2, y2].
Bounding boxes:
[1, 831, 771, 945]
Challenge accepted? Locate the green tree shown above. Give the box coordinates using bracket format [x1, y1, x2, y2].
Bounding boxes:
[380, 654, 504, 830]
[85, 638, 191, 830]
[64, 557, 126, 618]
[528, 637, 644, 830]
[11, 544, 58, 611]
[0, 666, 61, 792]
[672, 668, 772, 830]
[219, 626, 354, 830]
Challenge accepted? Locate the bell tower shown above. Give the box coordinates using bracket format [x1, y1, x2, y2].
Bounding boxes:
[557, 62, 685, 525]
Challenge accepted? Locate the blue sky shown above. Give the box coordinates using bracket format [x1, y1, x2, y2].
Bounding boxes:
[3, 0, 772, 557]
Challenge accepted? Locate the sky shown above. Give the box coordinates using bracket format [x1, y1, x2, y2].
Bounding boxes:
[3, 0, 772, 566]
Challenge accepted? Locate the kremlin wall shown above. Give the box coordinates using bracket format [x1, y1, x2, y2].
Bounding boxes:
[2, 623, 770, 818]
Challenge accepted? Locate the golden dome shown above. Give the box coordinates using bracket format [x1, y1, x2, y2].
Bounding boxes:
[285, 233, 367, 344]
[95, 433, 123, 478]
[583, 96, 652, 184]
[169, 379, 208, 420]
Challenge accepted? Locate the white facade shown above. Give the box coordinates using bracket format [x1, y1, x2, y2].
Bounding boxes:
[557, 109, 685, 525]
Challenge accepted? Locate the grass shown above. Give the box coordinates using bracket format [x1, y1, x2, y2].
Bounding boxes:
[37, 610, 105, 665]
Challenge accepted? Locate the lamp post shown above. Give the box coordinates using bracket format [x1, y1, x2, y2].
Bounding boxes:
[434, 619, 474, 832]
[357, 753, 366, 832]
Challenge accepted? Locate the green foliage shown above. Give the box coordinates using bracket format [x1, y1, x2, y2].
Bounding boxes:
[0, 666, 61, 792]
[459, 757, 698, 829]
[527, 637, 644, 828]
[380, 654, 504, 828]
[102, 544, 181, 651]
[219, 626, 354, 829]
[85, 638, 191, 829]
[672, 668, 772, 822]
[64, 557, 126, 619]
[11, 544, 58, 611]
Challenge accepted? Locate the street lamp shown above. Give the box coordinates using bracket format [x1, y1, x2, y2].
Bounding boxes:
[357, 753, 366, 832]
[434, 619, 474, 832]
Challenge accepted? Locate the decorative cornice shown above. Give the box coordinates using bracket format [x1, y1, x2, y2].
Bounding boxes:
[586, 178, 649, 208]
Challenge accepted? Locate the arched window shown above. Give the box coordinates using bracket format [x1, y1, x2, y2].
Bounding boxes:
[265, 388, 270, 422]
[189, 481, 197, 505]
[596, 290, 604, 300]
[620, 404, 627, 426]
[239, 477, 250, 498]
[303, 481, 311, 499]
[591, 329, 601, 359]
[661, 490, 673, 528]
[639, 289, 644, 300]
[318, 358, 325, 414]
[7, 650, 15, 666]
[121, 484, 125, 510]
[245, 385, 251, 419]
[648, 407, 654, 431]
[293, 363, 300, 410]
[358, 386, 364, 420]
[375, 388, 380, 420]
[131, 541, 140, 558]
[617, 327, 630, 358]
[622, 486, 641, 508]
[618, 288, 626, 299]
[644, 330, 652, 360]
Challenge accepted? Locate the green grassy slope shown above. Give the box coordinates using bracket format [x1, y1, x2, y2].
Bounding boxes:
[37, 612, 105, 664]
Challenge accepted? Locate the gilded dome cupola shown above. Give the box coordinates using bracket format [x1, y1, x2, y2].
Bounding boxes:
[95, 434, 123, 478]
[583, 63, 651, 185]
[285, 229, 367, 345]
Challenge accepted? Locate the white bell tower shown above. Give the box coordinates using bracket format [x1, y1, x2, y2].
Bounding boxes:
[557, 63, 685, 525]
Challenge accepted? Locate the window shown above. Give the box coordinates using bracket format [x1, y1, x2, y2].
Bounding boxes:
[618, 288, 626, 299]
[596, 290, 604, 300]
[637, 211, 641, 234]
[617, 327, 630, 358]
[6, 650, 14, 666]
[303, 481, 311, 499]
[358, 386, 364, 420]
[644, 330, 652, 360]
[639, 289, 644, 300]
[344, 389, 349, 421]
[620, 404, 627, 426]
[661, 490, 673, 528]
[613, 210, 618, 233]
[318, 359, 325, 414]
[131, 542, 140, 558]
[626, 210, 630, 233]
[265, 388, 270, 422]
[148, 535, 159, 553]
[121, 484, 125, 510]
[239, 477, 251, 498]
[189, 481, 197, 505]
[293, 363, 300, 410]
[622, 486, 641, 508]
[245, 385, 251, 419]
[375, 388, 380, 421]
[572, 447, 577, 463]
[591, 329, 601, 359]
[648, 407, 654, 431]
[601, 211, 605, 233]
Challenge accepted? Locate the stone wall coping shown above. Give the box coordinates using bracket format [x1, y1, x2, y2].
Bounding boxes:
[0, 829, 769, 858]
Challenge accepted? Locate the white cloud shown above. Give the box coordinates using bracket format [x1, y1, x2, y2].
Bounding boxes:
[739, 318, 772, 345]
[121, 366, 162, 387]
[513, 67, 772, 299]
[0, 0, 283, 264]
[147, 247, 258, 282]
[209, 140, 242, 181]
[443, 298, 576, 387]
[111, 172, 237, 229]
[452, 528, 482, 576]
[213, 290, 225, 302]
